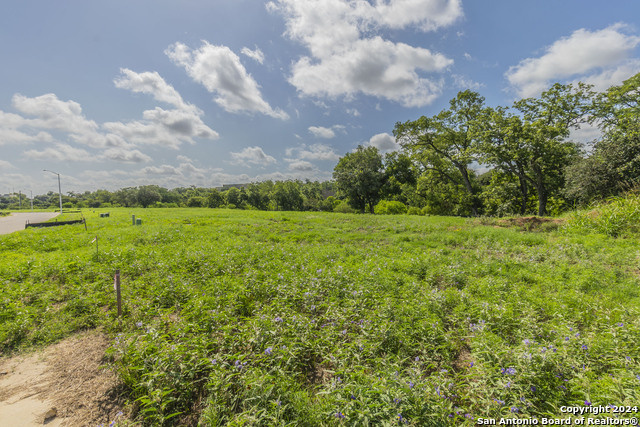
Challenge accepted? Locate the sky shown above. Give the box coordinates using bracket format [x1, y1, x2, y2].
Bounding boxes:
[1, 0, 639, 195]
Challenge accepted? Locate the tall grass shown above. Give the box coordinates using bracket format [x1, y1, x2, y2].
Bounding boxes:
[1, 208, 639, 425]
[565, 194, 640, 237]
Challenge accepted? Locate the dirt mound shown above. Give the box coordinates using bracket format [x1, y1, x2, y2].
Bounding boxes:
[0, 329, 126, 426]
[496, 216, 564, 231]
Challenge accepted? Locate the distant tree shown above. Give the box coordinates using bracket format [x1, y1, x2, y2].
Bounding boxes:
[272, 181, 304, 211]
[333, 145, 385, 213]
[137, 186, 161, 208]
[246, 181, 273, 210]
[207, 189, 225, 208]
[225, 187, 244, 207]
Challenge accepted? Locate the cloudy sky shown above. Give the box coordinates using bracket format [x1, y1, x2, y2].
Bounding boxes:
[1, 1, 639, 194]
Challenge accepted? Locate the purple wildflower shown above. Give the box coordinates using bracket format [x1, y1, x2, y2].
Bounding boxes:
[264, 347, 273, 355]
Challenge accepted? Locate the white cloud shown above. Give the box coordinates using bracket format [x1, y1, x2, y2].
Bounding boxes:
[111, 69, 219, 148]
[308, 126, 335, 139]
[24, 143, 94, 162]
[0, 160, 15, 170]
[506, 23, 640, 97]
[102, 147, 152, 163]
[166, 41, 289, 119]
[114, 68, 191, 110]
[287, 159, 315, 171]
[241, 46, 265, 64]
[141, 164, 182, 176]
[269, 0, 459, 106]
[286, 143, 340, 162]
[230, 146, 277, 167]
[366, 132, 400, 153]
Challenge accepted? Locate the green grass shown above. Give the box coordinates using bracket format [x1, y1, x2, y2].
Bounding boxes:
[1, 208, 639, 425]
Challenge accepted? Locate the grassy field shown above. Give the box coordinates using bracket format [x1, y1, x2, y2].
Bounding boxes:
[1, 208, 639, 425]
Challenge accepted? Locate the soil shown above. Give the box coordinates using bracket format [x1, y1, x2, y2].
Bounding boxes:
[496, 216, 564, 231]
[0, 329, 128, 426]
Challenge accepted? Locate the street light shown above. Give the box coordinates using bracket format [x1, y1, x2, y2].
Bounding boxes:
[43, 169, 63, 214]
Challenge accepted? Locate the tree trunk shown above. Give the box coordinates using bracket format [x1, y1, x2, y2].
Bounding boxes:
[457, 165, 479, 216]
[517, 173, 528, 215]
[532, 166, 547, 216]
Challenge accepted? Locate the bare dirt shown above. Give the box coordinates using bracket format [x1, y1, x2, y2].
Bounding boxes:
[0, 329, 128, 426]
[496, 216, 564, 231]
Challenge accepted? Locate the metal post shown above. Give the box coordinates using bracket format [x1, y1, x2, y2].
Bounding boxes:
[43, 170, 63, 214]
[57, 174, 62, 214]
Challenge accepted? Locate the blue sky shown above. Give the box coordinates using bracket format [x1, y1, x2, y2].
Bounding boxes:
[1, 0, 639, 194]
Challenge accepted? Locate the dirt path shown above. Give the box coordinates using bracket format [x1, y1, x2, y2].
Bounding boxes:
[0, 212, 60, 235]
[0, 330, 127, 426]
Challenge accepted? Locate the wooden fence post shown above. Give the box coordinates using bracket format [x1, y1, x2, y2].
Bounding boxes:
[115, 269, 122, 317]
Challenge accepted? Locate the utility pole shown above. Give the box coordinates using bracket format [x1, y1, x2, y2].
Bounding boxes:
[43, 170, 63, 214]
[30, 190, 33, 212]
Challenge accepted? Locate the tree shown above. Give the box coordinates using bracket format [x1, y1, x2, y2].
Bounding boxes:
[137, 185, 161, 208]
[272, 181, 304, 211]
[512, 83, 593, 215]
[394, 90, 485, 216]
[333, 145, 385, 213]
[207, 189, 225, 208]
[475, 107, 533, 215]
[565, 73, 640, 203]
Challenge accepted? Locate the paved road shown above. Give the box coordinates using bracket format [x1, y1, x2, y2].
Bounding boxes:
[0, 212, 60, 235]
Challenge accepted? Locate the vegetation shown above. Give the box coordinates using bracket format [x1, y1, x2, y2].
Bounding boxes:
[1, 208, 639, 425]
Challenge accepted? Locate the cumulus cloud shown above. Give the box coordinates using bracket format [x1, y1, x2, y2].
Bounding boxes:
[114, 68, 191, 110]
[102, 147, 152, 163]
[287, 159, 315, 171]
[0, 160, 16, 170]
[24, 143, 94, 162]
[0, 69, 217, 167]
[241, 46, 265, 64]
[268, 0, 460, 106]
[506, 23, 640, 97]
[366, 132, 400, 153]
[308, 126, 336, 139]
[230, 146, 277, 167]
[286, 143, 340, 162]
[111, 69, 219, 148]
[166, 41, 289, 119]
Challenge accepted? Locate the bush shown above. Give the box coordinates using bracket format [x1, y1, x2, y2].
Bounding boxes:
[407, 206, 425, 216]
[333, 201, 357, 213]
[374, 200, 407, 215]
[565, 194, 640, 237]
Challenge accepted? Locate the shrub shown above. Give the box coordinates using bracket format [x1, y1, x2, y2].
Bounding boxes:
[565, 193, 640, 237]
[333, 201, 357, 213]
[374, 200, 408, 215]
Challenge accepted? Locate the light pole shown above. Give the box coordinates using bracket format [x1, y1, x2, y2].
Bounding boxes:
[43, 169, 63, 214]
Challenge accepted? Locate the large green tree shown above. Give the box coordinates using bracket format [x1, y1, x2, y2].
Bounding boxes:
[512, 83, 593, 215]
[394, 90, 485, 216]
[565, 73, 640, 202]
[333, 145, 385, 213]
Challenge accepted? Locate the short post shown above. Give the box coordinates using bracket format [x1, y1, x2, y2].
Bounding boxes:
[114, 269, 122, 317]
[132, 214, 136, 225]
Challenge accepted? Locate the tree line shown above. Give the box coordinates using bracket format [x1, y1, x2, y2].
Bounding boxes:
[334, 73, 640, 216]
[0, 181, 343, 212]
[3, 73, 637, 217]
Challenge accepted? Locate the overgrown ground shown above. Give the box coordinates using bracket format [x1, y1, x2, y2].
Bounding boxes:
[1, 208, 639, 425]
